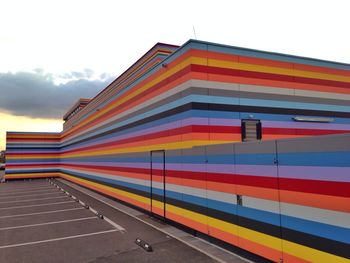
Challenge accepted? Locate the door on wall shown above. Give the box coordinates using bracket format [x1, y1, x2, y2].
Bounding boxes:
[150, 150, 165, 219]
[234, 140, 283, 262]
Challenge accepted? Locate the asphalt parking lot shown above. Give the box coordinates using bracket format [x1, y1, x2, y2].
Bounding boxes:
[0, 176, 243, 263]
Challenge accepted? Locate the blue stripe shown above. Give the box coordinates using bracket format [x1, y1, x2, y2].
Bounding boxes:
[281, 215, 350, 244]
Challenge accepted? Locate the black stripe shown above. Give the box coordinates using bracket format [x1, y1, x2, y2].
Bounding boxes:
[62, 171, 150, 198]
[282, 228, 350, 259]
[206, 103, 350, 118]
[63, 102, 350, 149]
[62, 103, 197, 148]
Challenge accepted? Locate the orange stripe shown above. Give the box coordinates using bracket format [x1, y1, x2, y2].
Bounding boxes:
[192, 48, 350, 77]
[238, 235, 282, 262]
[207, 73, 350, 94]
[208, 225, 239, 246]
[280, 190, 350, 213]
[282, 252, 312, 263]
[165, 210, 208, 233]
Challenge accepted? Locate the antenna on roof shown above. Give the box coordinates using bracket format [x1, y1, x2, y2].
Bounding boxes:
[192, 26, 197, 40]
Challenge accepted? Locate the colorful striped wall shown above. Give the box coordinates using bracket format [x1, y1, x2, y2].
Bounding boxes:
[5, 40, 350, 262]
[5, 132, 60, 179]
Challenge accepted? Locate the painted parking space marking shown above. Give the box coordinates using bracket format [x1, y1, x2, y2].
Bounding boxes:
[0, 200, 76, 210]
[51, 180, 126, 233]
[0, 187, 54, 194]
[0, 217, 97, 231]
[0, 192, 65, 200]
[0, 196, 68, 204]
[0, 229, 119, 249]
[88, 206, 125, 232]
[0, 190, 56, 197]
[0, 207, 84, 219]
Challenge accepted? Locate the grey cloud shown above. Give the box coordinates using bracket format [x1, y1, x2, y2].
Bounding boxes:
[59, 69, 95, 80]
[99, 72, 113, 80]
[83, 69, 94, 79]
[71, 71, 85, 79]
[0, 71, 115, 119]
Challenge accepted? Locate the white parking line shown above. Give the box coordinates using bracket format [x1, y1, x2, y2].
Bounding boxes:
[0, 196, 68, 204]
[52, 181, 126, 233]
[0, 207, 84, 219]
[0, 200, 76, 210]
[0, 217, 97, 231]
[0, 187, 53, 194]
[0, 229, 119, 249]
[0, 183, 50, 188]
[88, 206, 125, 232]
[0, 192, 63, 200]
[0, 189, 55, 196]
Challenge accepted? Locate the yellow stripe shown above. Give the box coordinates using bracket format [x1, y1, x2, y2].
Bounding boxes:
[208, 58, 350, 83]
[283, 240, 350, 263]
[59, 140, 223, 158]
[152, 199, 164, 209]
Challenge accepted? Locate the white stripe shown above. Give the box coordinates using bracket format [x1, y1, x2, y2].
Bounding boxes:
[57, 190, 126, 232]
[103, 217, 125, 232]
[241, 196, 350, 229]
[88, 207, 125, 232]
[0, 217, 97, 231]
[0, 229, 118, 249]
[0, 200, 75, 210]
[0, 196, 68, 204]
[0, 207, 84, 219]
[280, 202, 350, 229]
[0, 190, 55, 197]
[52, 182, 126, 232]
[0, 187, 53, 194]
[0, 192, 63, 199]
[0, 186, 53, 193]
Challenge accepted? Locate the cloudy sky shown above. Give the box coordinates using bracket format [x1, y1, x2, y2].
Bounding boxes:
[1, 0, 350, 150]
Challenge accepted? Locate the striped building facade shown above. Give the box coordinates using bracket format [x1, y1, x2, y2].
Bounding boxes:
[5, 40, 350, 262]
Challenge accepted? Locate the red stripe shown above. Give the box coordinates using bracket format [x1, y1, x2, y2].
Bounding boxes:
[279, 177, 350, 197]
[192, 64, 350, 89]
[62, 125, 241, 154]
[59, 163, 350, 197]
[61, 164, 150, 174]
[263, 127, 348, 136]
